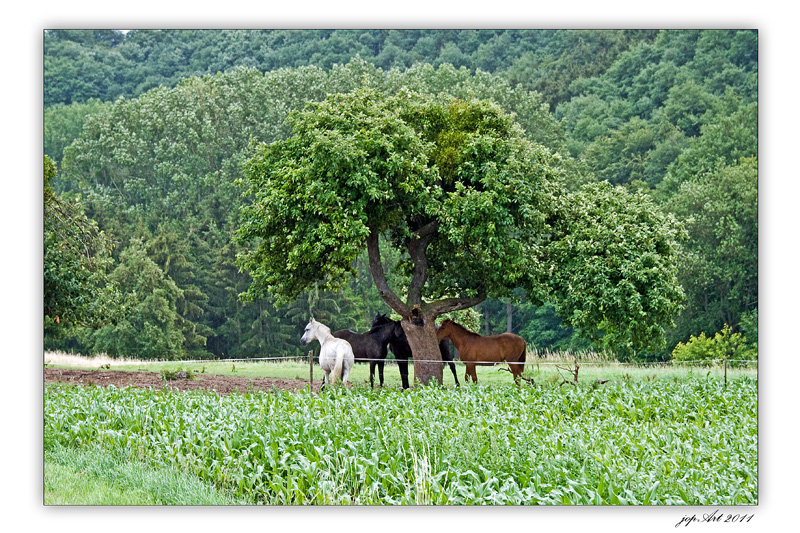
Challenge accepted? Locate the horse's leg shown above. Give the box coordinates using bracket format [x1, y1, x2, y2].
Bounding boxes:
[369, 361, 376, 388]
[465, 363, 477, 383]
[378, 360, 385, 388]
[513, 359, 525, 384]
[511, 345, 526, 385]
[510, 360, 522, 385]
[448, 360, 460, 387]
[398, 358, 410, 389]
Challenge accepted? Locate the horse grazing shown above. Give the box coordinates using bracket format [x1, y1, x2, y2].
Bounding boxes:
[371, 314, 460, 388]
[333, 322, 396, 389]
[436, 319, 527, 384]
[300, 318, 355, 389]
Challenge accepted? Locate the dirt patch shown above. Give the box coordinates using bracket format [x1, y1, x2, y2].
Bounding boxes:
[44, 367, 324, 394]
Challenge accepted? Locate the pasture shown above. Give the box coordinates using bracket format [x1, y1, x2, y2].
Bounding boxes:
[44, 352, 757, 505]
[44, 350, 757, 388]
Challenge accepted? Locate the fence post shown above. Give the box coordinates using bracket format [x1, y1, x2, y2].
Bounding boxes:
[308, 350, 313, 389]
[724, 356, 727, 388]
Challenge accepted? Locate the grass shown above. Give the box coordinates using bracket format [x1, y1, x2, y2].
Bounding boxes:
[44, 350, 757, 389]
[44, 442, 248, 505]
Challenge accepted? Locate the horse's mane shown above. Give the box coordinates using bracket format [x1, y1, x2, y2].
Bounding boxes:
[443, 319, 480, 337]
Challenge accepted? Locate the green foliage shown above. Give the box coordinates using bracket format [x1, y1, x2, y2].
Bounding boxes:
[160, 368, 196, 381]
[545, 182, 685, 358]
[672, 325, 757, 366]
[664, 158, 757, 346]
[558, 29, 757, 189]
[238, 85, 684, 355]
[45, 98, 112, 164]
[517, 303, 593, 352]
[507, 30, 658, 110]
[88, 240, 186, 360]
[44, 30, 625, 108]
[44, 156, 121, 341]
[44, 31, 129, 105]
[657, 96, 757, 196]
[237, 86, 431, 302]
[45, 378, 758, 504]
[237, 86, 565, 310]
[582, 117, 688, 188]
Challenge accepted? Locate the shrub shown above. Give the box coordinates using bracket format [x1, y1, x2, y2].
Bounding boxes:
[671, 324, 756, 366]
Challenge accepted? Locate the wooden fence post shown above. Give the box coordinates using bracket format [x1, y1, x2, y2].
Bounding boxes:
[724, 356, 727, 388]
[308, 350, 314, 389]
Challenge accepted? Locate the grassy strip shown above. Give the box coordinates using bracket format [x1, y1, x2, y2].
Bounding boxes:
[44, 443, 249, 505]
[45, 352, 757, 389]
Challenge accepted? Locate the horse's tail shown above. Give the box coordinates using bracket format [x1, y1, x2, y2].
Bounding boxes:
[513, 339, 527, 378]
[333, 346, 345, 384]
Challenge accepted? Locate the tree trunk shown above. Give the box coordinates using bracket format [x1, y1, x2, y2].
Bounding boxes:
[506, 302, 513, 333]
[400, 314, 443, 386]
[365, 227, 484, 385]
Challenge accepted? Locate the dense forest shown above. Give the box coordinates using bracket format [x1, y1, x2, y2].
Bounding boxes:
[43, 29, 758, 362]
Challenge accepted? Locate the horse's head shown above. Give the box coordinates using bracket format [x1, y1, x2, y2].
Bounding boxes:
[300, 317, 319, 345]
[371, 313, 390, 327]
[371, 313, 406, 342]
[437, 319, 454, 340]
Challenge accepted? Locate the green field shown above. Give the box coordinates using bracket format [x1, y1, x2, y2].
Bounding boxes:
[44, 369, 757, 505]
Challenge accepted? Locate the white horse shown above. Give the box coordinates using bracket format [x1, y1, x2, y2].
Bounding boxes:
[300, 318, 355, 389]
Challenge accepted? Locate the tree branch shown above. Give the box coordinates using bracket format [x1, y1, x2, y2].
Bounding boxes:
[367, 228, 410, 317]
[407, 220, 439, 307]
[427, 294, 487, 316]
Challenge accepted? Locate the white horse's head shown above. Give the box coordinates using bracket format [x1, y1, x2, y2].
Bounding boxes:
[300, 317, 329, 345]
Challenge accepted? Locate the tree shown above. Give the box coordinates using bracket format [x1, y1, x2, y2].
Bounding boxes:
[44, 156, 120, 341]
[236, 87, 685, 383]
[544, 182, 685, 360]
[664, 158, 757, 347]
[89, 239, 186, 359]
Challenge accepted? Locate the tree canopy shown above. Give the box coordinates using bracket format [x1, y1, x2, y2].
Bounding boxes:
[44, 156, 120, 339]
[236, 87, 685, 380]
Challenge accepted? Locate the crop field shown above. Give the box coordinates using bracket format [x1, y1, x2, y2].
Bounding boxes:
[44, 367, 757, 505]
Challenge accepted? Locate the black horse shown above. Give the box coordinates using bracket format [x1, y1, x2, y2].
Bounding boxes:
[332, 322, 398, 389]
[371, 314, 460, 388]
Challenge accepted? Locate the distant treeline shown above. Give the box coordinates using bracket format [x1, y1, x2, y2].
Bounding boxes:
[45, 29, 661, 109]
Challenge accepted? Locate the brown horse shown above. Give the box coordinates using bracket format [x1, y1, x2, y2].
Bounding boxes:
[436, 319, 527, 384]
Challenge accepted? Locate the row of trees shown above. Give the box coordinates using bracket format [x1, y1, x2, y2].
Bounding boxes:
[43, 30, 758, 364]
[45, 29, 659, 108]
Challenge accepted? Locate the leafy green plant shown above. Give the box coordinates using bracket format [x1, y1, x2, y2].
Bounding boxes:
[160, 368, 195, 381]
[45, 376, 757, 505]
[671, 324, 757, 366]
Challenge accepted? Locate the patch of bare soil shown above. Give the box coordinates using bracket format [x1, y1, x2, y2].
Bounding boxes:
[44, 368, 323, 394]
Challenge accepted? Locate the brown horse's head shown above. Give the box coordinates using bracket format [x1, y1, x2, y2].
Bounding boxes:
[437, 319, 454, 341]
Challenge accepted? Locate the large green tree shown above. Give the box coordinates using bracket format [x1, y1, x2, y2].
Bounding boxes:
[664, 158, 758, 346]
[44, 156, 120, 340]
[89, 239, 186, 359]
[236, 87, 684, 383]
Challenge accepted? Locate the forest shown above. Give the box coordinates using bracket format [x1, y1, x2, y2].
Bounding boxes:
[43, 29, 758, 362]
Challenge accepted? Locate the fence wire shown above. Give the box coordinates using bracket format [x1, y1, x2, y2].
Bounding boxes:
[99, 354, 758, 367]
